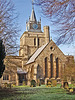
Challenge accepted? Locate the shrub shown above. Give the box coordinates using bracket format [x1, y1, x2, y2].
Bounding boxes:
[22, 81, 26, 86]
[51, 79, 57, 87]
[69, 88, 73, 93]
[7, 83, 12, 88]
[4, 83, 7, 88]
[12, 84, 15, 87]
[31, 80, 36, 87]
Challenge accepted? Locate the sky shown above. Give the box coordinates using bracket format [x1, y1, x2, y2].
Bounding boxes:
[12, 0, 75, 57]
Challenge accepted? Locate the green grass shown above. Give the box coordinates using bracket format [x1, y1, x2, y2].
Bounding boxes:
[0, 85, 75, 100]
[69, 84, 75, 88]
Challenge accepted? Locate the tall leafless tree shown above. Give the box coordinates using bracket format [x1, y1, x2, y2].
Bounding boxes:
[0, 0, 20, 55]
[35, 0, 75, 45]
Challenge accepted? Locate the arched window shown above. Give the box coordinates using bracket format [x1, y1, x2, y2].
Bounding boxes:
[56, 58, 59, 78]
[34, 38, 36, 46]
[45, 57, 48, 78]
[3, 75, 9, 80]
[50, 54, 53, 78]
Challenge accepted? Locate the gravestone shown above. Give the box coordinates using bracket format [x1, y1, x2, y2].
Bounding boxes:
[63, 82, 69, 89]
[51, 79, 57, 87]
[40, 79, 45, 85]
[47, 79, 52, 87]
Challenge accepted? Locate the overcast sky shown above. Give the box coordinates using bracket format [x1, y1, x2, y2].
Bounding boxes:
[12, 0, 75, 57]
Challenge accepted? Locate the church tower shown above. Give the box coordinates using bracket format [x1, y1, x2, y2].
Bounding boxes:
[19, 0, 50, 66]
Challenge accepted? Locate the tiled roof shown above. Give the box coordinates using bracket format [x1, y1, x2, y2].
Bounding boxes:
[17, 67, 27, 74]
[26, 43, 48, 65]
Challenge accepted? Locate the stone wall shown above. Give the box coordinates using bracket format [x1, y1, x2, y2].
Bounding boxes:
[0, 56, 22, 86]
[19, 26, 50, 60]
[24, 40, 68, 85]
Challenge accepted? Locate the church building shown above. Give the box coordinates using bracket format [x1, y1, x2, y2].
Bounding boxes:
[0, 2, 74, 86]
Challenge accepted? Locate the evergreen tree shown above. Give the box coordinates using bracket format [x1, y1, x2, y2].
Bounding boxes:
[0, 39, 6, 78]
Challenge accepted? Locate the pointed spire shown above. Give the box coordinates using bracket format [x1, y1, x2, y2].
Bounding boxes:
[50, 36, 52, 40]
[30, 9, 37, 22]
[30, 0, 37, 22]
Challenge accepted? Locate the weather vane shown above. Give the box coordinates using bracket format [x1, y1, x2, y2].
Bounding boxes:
[32, 0, 34, 9]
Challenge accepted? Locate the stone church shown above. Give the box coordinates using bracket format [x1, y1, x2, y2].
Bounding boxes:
[0, 4, 74, 86]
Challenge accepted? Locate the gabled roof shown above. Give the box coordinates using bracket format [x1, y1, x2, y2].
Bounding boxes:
[26, 43, 48, 65]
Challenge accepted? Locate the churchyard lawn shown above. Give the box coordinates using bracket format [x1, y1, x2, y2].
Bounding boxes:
[0, 84, 75, 100]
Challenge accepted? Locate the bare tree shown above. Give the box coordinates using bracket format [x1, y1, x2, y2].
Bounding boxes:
[0, 0, 20, 55]
[34, 0, 75, 45]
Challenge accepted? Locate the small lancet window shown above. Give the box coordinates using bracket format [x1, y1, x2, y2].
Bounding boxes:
[38, 38, 39, 46]
[34, 38, 36, 46]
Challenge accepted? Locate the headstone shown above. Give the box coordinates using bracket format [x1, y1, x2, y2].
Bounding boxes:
[63, 82, 69, 89]
[31, 80, 36, 87]
[47, 79, 52, 87]
[51, 79, 57, 87]
[40, 79, 45, 85]
[45, 78, 49, 85]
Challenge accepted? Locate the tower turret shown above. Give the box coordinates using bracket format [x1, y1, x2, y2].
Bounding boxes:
[44, 26, 50, 43]
[26, 0, 41, 32]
